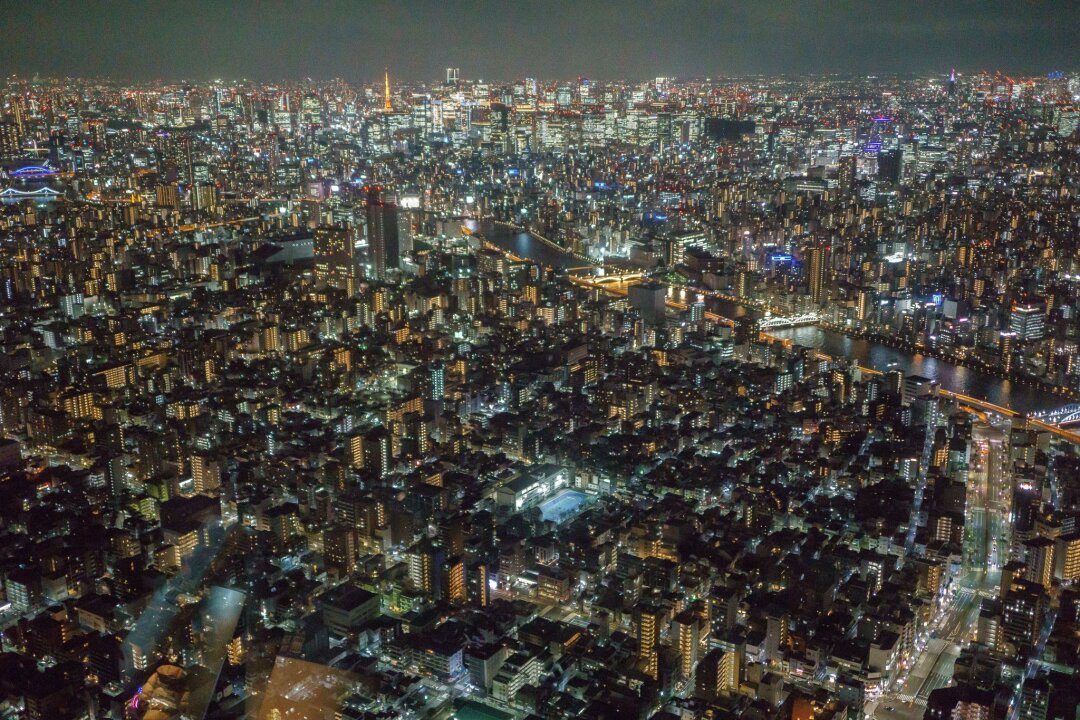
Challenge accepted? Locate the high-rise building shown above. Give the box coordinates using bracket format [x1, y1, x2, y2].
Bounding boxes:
[365, 187, 400, 281]
[1024, 537, 1055, 589]
[1010, 302, 1045, 341]
[806, 242, 828, 304]
[999, 331, 1017, 373]
[628, 282, 667, 326]
[765, 612, 789, 664]
[855, 286, 875, 322]
[672, 610, 706, 680]
[635, 604, 662, 679]
[1055, 532, 1080, 583]
[1002, 580, 1044, 649]
[408, 540, 446, 601]
[0, 122, 21, 159]
[155, 184, 180, 210]
[313, 225, 358, 293]
[191, 183, 217, 212]
[697, 632, 743, 700]
[428, 362, 445, 401]
[837, 155, 856, 192]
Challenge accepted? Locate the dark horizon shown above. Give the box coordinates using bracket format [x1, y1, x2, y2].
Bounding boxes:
[1, 0, 1075, 84]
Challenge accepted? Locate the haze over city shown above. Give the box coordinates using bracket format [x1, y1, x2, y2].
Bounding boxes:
[1, 1, 1077, 81]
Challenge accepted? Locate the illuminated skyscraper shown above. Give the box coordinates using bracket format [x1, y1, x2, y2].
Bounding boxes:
[1010, 301, 1045, 341]
[0, 122, 21, 159]
[365, 187, 400, 281]
[838, 155, 856, 192]
[806, 242, 828, 304]
[635, 604, 662, 679]
[428, 362, 445, 401]
[314, 226, 358, 294]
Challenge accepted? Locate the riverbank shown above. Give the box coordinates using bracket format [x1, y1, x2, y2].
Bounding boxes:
[816, 321, 1080, 403]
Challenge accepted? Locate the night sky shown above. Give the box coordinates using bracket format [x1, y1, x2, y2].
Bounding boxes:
[1, 0, 1075, 82]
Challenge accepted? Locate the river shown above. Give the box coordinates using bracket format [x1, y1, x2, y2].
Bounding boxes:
[464, 219, 596, 270]
[707, 299, 1063, 414]
[473, 219, 1065, 415]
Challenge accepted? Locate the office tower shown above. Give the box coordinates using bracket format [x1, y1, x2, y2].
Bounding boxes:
[902, 374, 937, 407]
[628, 282, 667, 326]
[1010, 302, 1045, 341]
[365, 186, 400, 281]
[806, 242, 828, 304]
[877, 148, 902, 182]
[313, 225, 358, 294]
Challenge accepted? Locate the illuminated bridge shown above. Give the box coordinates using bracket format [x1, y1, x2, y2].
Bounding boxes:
[0, 186, 61, 198]
[1028, 405, 1080, 427]
[757, 311, 821, 330]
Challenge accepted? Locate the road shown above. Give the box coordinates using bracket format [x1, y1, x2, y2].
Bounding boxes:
[867, 573, 993, 720]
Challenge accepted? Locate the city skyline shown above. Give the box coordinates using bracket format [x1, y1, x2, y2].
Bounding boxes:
[1, 7, 1080, 720]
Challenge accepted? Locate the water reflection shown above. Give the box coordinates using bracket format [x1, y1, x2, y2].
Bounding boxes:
[465, 219, 588, 270]
[468, 225, 1063, 415]
[769, 326, 1056, 414]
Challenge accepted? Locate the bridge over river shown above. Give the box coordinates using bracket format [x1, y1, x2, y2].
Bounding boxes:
[469, 217, 1080, 437]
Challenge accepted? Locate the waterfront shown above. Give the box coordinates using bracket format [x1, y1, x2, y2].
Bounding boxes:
[473, 222, 1067, 415]
[464, 218, 597, 270]
[706, 298, 1064, 414]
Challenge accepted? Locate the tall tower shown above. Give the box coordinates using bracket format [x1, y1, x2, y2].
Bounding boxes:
[806, 242, 828, 305]
[366, 186, 400, 281]
[383, 68, 393, 112]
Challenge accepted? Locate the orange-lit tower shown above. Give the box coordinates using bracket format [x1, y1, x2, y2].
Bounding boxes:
[383, 67, 392, 112]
